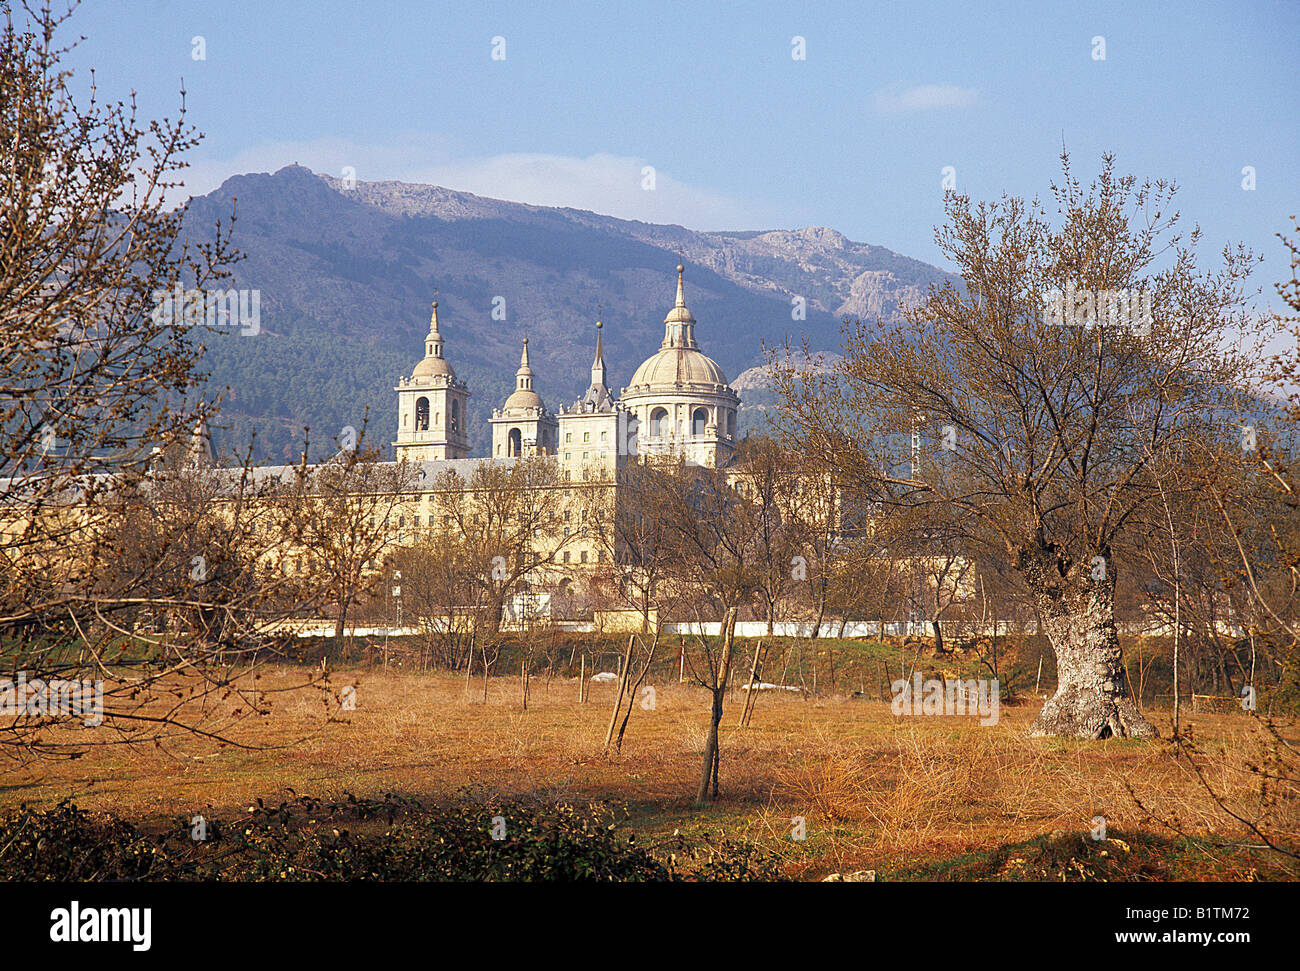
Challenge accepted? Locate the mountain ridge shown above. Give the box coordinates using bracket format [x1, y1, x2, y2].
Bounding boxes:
[183, 164, 956, 462]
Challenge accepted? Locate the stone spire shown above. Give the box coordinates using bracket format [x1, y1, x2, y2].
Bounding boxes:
[501, 336, 544, 411]
[662, 263, 698, 349]
[188, 416, 214, 467]
[575, 319, 614, 411]
[425, 300, 443, 360]
[516, 337, 534, 392]
[591, 319, 606, 388]
[412, 298, 455, 379]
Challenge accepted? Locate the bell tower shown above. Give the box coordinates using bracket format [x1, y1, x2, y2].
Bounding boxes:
[490, 338, 559, 457]
[395, 299, 470, 461]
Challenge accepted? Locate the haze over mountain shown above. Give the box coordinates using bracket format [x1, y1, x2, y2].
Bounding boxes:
[183, 164, 954, 462]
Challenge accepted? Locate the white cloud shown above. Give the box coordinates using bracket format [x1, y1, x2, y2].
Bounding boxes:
[874, 83, 979, 115]
[176, 135, 774, 230]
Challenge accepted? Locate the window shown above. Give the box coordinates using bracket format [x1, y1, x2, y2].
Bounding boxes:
[583, 431, 590, 442]
[692, 408, 707, 436]
[565, 432, 572, 443]
[508, 428, 522, 456]
[562, 551, 570, 563]
[580, 551, 588, 563]
[650, 407, 668, 437]
[415, 397, 430, 432]
[601, 430, 608, 441]
[450, 399, 460, 433]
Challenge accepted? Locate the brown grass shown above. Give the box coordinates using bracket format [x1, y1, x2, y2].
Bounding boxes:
[2, 666, 1295, 879]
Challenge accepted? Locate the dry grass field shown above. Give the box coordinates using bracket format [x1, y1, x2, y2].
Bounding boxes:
[5, 653, 1296, 881]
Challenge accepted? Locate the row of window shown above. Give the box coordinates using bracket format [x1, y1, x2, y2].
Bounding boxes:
[564, 430, 609, 444]
[360, 548, 604, 570]
[372, 508, 594, 529]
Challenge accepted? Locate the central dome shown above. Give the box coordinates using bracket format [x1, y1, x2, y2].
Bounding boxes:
[628, 345, 729, 388]
[626, 264, 731, 391]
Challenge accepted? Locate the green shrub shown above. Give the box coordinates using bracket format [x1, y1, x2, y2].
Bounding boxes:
[0, 795, 780, 882]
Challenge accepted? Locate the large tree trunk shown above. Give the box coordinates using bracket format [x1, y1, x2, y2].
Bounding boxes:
[1018, 542, 1158, 739]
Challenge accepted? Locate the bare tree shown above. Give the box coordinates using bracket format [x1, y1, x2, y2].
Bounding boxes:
[427, 455, 582, 697]
[281, 426, 414, 645]
[773, 153, 1266, 738]
[640, 457, 763, 801]
[0, 5, 334, 761]
[729, 437, 804, 635]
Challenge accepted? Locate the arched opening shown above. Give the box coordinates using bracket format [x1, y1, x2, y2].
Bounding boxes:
[692, 407, 708, 436]
[650, 407, 668, 438]
[415, 397, 430, 431]
[450, 399, 460, 433]
[508, 427, 522, 456]
[727, 409, 736, 437]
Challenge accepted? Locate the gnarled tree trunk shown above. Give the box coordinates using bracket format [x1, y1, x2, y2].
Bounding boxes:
[1018, 542, 1158, 739]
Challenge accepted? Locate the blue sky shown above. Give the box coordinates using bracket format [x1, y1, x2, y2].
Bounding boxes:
[58, 0, 1299, 298]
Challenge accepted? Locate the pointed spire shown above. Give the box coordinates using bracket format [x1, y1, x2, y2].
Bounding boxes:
[662, 263, 697, 348]
[577, 318, 613, 411]
[412, 295, 456, 379]
[592, 319, 605, 373]
[188, 416, 214, 467]
[516, 337, 533, 391]
[425, 299, 444, 360]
